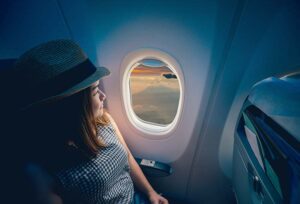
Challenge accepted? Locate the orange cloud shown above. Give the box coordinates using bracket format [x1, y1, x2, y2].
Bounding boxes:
[131, 65, 172, 76]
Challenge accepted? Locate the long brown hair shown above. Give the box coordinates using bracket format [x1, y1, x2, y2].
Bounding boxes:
[77, 87, 110, 156]
[19, 85, 110, 169]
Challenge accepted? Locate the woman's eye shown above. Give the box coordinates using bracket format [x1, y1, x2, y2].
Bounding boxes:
[93, 89, 100, 96]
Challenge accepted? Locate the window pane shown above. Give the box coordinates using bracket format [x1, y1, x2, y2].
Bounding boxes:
[129, 59, 180, 125]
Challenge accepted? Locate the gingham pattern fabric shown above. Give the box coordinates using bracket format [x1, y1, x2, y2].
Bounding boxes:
[56, 123, 134, 204]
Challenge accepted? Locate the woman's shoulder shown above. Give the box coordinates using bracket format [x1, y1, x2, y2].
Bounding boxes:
[97, 111, 119, 128]
[103, 112, 119, 129]
[95, 111, 110, 127]
[96, 112, 115, 133]
[103, 111, 113, 122]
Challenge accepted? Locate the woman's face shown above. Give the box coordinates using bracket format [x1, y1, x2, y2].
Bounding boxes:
[90, 80, 106, 119]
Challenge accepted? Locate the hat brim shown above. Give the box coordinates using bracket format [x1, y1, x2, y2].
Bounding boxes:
[60, 66, 111, 97]
[22, 66, 110, 110]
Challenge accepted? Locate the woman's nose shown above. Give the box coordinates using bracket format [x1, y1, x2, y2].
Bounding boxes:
[99, 90, 106, 101]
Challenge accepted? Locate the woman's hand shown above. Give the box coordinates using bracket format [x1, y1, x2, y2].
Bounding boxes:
[148, 191, 169, 204]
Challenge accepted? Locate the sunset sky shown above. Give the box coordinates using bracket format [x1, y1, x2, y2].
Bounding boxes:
[130, 64, 179, 95]
[129, 60, 180, 124]
[131, 64, 172, 76]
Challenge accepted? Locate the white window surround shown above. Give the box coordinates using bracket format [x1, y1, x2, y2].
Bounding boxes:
[120, 48, 184, 137]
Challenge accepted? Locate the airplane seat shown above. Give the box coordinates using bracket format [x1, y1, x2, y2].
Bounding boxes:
[233, 73, 300, 204]
[0, 58, 18, 159]
[0, 59, 16, 108]
[0, 58, 16, 78]
[0, 58, 16, 70]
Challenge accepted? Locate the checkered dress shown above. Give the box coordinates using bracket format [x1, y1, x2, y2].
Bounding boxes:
[56, 123, 134, 204]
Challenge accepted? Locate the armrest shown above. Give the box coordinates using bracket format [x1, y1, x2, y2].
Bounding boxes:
[135, 158, 173, 177]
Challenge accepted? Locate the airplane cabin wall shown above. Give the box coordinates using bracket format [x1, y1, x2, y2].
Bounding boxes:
[188, 0, 300, 203]
[0, 0, 71, 58]
[219, 0, 300, 179]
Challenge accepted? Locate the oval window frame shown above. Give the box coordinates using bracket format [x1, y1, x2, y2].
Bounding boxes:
[120, 49, 184, 136]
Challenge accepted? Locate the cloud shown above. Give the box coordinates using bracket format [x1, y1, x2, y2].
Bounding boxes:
[133, 104, 159, 113]
[131, 65, 171, 76]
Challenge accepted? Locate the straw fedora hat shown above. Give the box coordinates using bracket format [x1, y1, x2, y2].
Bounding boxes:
[13, 39, 110, 110]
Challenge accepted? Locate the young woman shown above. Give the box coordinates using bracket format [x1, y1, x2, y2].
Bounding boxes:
[13, 39, 168, 204]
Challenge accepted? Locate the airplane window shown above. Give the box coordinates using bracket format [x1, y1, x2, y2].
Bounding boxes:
[129, 59, 180, 126]
[122, 49, 183, 136]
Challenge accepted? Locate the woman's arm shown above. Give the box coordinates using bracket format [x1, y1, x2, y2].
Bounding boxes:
[105, 113, 168, 204]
